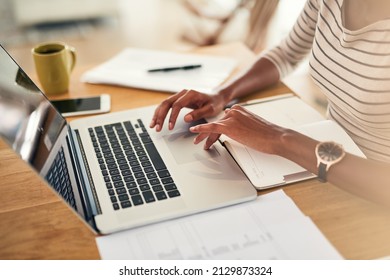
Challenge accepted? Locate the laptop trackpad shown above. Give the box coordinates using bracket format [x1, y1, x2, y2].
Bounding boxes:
[163, 130, 219, 165]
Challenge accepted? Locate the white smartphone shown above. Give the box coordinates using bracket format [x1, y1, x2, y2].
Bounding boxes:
[51, 94, 111, 117]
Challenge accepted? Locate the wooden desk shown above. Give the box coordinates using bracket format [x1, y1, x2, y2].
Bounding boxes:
[1, 42, 390, 260]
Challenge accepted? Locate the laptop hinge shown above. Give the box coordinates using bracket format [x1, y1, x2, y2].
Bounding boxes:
[67, 127, 102, 220]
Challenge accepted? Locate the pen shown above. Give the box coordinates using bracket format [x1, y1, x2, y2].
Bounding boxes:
[147, 64, 202, 72]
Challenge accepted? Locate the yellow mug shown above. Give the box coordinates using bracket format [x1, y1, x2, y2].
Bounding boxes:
[32, 42, 76, 95]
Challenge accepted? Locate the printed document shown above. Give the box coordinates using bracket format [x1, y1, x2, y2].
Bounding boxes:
[96, 190, 343, 260]
[81, 48, 237, 94]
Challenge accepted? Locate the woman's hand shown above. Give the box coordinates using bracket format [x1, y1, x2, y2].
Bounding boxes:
[150, 89, 227, 132]
[189, 104, 288, 155]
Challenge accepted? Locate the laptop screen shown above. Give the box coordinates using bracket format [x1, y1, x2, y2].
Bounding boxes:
[0, 45, 91, 222]
[0, 46, 66, 168]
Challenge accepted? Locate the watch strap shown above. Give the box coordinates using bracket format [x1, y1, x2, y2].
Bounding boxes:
[317, 162, 327, 183]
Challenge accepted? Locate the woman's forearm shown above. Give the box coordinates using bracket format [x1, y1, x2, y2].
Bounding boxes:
[279, 129, 390, 207]
[217, 57, 280, 104]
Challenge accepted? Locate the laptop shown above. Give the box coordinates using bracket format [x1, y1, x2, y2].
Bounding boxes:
[0, 45, 257, 234]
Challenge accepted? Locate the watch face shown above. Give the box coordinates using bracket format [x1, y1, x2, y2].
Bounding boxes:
[317, 142, 344, 162]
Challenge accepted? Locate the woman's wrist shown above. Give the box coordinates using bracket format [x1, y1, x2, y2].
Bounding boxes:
[277, 128, 319, 172]
[216, 86, 236, 107]
[214, 56, 281, 107]
[270, 128, 294, 157]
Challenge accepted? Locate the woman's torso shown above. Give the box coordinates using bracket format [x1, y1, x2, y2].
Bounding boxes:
[309, 0, 390, 161]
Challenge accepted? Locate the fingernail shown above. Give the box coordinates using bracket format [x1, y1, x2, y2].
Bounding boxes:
[149, 120, 155, 127]
[169, 122, 173, 130]
[184, 114, 193, 122]
[156, 124, 161, 131]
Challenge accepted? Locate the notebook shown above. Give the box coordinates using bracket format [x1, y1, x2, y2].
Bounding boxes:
[0, 45, 257, 234]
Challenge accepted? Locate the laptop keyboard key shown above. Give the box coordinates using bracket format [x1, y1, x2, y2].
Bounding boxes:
[115, 187, 127, 195]
[144, 142, 166, 170]
[149, 178, 160, 185]
[111, 175, 122, 182]
[164, 183, 177, 191]
[121, 201, 132, 209]
[126, 181, 137, 189]
[114, 181, 124, 188]
[131, 195, 144, 206]
[147, 172, 157, 179]
[118, 194, 129, 201]
[158, 170, 170, 178]
[129, 188, 140, 196]
[161, 177, 173, 184]
[155, 191, 167, 200]
[152, 185, 163, 192]
[142, 191, 155, 203]
[137, 177, 147, 185]
[167, 190, 181, 198]
[140, 184, 150, 192]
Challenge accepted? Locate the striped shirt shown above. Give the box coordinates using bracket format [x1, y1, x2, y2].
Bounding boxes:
[264, 0, 390, 162]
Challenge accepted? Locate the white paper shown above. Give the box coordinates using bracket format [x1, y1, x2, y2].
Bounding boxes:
[96, 190, 343, 260]
[242, 94, 325, 128]
[81, 48, 237, 94]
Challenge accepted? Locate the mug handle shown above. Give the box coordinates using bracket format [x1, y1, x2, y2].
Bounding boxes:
[66, 46, 77, 72]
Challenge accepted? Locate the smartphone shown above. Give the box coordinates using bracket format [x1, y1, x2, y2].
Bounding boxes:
[51, 94, 111, 117]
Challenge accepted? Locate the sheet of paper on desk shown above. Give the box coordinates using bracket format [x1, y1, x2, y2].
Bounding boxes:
[96, 190, 343, 260]
[81, 48, 237, 94]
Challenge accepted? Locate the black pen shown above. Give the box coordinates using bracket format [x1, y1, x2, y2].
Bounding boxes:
[147, 64, 202, 73]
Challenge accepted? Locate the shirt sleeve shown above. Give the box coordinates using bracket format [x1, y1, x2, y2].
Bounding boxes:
[263, 0, 321, 78]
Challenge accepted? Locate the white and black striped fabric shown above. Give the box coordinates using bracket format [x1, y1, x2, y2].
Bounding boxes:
[264, 0, 390, 162]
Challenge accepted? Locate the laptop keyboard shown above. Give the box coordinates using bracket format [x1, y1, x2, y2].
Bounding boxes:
[45, 147, 77, 209]
[88, 119, 180, 211]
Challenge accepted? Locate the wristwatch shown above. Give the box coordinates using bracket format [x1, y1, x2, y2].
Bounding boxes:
[315, 141, 345, 182]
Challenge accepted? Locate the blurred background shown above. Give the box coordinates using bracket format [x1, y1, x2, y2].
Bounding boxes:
[0, 0, 305, 51]
[0, 0, 325, 112]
